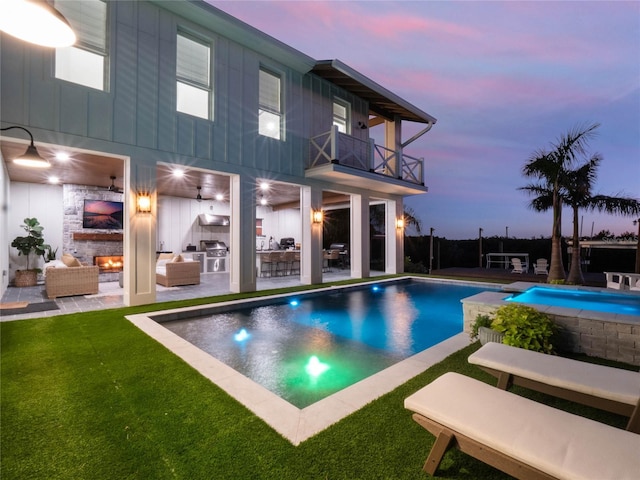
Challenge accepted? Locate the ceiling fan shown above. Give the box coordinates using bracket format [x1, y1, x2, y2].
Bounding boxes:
[106, 175, 122, 193]
[195, 185, 212, 202]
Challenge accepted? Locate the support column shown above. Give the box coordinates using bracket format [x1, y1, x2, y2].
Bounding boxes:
[300, 186, 323, 285]
[350, 193, 370, 278]
[123, 159, 156, 306]
[230, 174, 256, 293]
[385, 199, 404, 274]
[384, 115, 402, 177]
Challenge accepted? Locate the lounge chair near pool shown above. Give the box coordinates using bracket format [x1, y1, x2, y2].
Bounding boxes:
[604, 271, 627, 290]
[510, 258, 524, 274]
[533, 258, 548, 275]
[404, 372, 640, 479]
[468, 342, 640, 433]
[626, 273, 640, 291]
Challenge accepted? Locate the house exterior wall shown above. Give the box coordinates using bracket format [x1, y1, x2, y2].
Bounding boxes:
[1, 0, 414, 304]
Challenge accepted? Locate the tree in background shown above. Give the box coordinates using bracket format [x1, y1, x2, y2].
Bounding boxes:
[561, 156, 640, 284]
[520, 123, 600, 282]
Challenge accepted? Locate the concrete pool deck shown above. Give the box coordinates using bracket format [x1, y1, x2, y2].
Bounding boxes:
[126, 278, 485, 445]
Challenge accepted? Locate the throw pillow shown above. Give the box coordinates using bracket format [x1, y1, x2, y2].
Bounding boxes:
[61, 253, 81, 267]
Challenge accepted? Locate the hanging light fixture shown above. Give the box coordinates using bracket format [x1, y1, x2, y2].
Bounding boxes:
[0, 126, 51, 168]
[0, 0, 76, 48]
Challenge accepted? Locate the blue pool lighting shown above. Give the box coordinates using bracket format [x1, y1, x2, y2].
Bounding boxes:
[371, 285, 381, 292]
[289, 299, 299, 307]
[234, 328, 249, 342]
[305, 356, 329, 377]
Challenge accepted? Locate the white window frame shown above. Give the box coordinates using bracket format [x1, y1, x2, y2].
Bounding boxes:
[54, 0, 108, 91]
[176, 32, 212, 120]
[259, 68, 282, 140]
[333, 98, 351, 134]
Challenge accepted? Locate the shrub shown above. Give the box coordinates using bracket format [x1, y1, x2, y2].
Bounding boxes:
[469, 314, 494, 341]
[491, 304, 556, 353]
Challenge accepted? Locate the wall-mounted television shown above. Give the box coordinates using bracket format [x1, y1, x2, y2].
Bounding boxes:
[82, 199, 124, 230]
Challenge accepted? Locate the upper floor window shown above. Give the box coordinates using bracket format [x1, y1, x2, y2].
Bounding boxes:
[176, 32, 212, 120]
[54, 0, 108, 91]
[259, 69, 282, 140]
[333, 99, 350, 134]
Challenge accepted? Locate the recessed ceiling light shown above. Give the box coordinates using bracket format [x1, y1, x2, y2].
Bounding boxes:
[173, 169, 185, 178]
[48, 176, 60, 184]
[260, 182, 270, 190]
[215, 193, 224, 201]
[55, 152, 69, 161]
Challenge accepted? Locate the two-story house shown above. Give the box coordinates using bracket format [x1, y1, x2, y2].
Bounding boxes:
[0, 0, 436, 306]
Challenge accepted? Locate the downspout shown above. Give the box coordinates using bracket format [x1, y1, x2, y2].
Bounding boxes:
[401, 121, 435, 149]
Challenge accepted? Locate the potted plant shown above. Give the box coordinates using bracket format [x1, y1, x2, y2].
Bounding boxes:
[43, 245, 58, 262]
[491, 304, 556, 353]
[469, 313, 505, 345]
[11, 217, 50, 287]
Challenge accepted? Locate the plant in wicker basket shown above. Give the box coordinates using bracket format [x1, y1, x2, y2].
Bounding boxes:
[11, 217, 50, 287]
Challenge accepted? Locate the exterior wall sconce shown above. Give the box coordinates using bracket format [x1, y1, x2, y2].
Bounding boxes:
[396, 217, 405, 229]
[0, 126, 51, 168]
[0, 1, 76, 47]
[312, 209, 324, 224]
[137, 193, 152, 213]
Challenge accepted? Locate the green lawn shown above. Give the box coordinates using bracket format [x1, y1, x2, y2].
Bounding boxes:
[1, 289, 632, 480]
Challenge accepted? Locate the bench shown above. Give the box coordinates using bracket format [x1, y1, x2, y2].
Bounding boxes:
[468, 342, 640, 433]
[405, 372, 640, 479]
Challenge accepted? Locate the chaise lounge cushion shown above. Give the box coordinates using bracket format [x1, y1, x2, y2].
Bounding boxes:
[405, 372, 640, 480]
[468, 342, 640, 407]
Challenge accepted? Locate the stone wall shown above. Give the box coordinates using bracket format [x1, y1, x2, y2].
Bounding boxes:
[63, 184, 123, 282]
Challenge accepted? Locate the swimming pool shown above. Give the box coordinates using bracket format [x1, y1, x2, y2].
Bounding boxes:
[506, 286, 640, 316]
[160, 280, 495, 408]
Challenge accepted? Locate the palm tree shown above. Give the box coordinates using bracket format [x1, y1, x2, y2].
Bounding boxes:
[562, 157, 640, 284]
[520, 123, 600, 282]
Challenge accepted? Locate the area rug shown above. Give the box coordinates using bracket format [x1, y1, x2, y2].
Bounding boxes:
[0, 301, 60, 316]
[84, 282, 180, 298]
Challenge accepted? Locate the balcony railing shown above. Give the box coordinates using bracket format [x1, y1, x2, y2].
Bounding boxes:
[309, 126, 424, 185]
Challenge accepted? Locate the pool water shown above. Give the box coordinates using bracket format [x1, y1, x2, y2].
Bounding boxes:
[162, 281, 495, 408]
[506, 286, 640, 316]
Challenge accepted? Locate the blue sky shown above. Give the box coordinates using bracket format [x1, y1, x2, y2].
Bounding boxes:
[212, 0, 640, 239]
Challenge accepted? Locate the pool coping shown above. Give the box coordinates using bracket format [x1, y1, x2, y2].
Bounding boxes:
[126, 277, 490, 445]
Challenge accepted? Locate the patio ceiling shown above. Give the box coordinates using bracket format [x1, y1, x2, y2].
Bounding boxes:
[1, 138, 347, 208]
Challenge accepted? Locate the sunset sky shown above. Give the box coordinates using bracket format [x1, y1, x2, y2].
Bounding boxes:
[212, 0, 639, 239]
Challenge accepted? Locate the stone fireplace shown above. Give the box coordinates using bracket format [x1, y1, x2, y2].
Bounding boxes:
[94, 255, 124, 273]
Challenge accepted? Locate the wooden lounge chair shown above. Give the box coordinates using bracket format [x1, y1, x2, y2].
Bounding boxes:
[468, 342, 640, 433]
[510, 258, 524, 274]
[404, 372, 640, 479]
[533, 258, 548, 275]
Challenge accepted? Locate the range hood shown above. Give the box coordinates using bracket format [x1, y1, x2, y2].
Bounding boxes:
[198, 214, 230, 226]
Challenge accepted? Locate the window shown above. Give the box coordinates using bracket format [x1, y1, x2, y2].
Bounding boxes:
[259, 69, 282, 139]
[176, 33, 212, 120]
[333, 99, 350, 134]
[54, 0, 108, 90]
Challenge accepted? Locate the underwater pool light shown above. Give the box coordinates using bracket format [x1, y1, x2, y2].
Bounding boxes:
[289, 299, 299, 307]
[305, 355, 329, 377]
[372, 285, 381, 292]
[234, 328, 250, 342]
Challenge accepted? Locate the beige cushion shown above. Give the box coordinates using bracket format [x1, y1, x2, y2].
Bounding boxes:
[157, 253, 174, 262]
[171, 254, 184, 263]
[61, 253, 82, 267]
[405, 372, 640, 480]
[468, 342, 640, 406]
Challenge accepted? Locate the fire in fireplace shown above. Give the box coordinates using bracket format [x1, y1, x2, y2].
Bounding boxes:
[94, 255, 124, 273]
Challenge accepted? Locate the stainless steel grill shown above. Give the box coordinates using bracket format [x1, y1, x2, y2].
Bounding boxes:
[200, 240, 228, 257]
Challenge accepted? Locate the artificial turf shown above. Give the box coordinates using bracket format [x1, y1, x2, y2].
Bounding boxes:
[1, 296, 633, 480]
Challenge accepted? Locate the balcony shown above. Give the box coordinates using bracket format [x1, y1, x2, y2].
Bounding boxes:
[306, 126, 428, 196]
